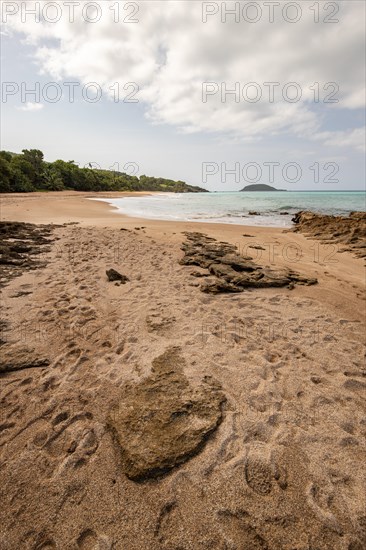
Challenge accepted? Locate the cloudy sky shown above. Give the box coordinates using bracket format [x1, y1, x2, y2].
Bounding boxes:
[1, 0, 365, 190]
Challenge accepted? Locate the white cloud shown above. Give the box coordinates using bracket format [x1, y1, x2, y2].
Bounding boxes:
[313, 128, 366, 152]
[17, 101, 44, 112]
[5, 1, 365, 148]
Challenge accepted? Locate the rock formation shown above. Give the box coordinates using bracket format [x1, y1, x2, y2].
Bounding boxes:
[0, 221, 57, 287]
[108, 347, 226, 481]
[180, 232, 317, 293]
[292, 211, 366, 258]
[106, 268, 129, 283]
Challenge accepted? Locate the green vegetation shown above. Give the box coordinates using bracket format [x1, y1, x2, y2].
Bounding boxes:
[0, 150, 207, 193]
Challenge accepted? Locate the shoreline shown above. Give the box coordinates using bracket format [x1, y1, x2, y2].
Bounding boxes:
[88, 196, 294, 229]
[0, 190, 294, 230]
[1, 190, 364, 228]
[1, 190, 364, 321]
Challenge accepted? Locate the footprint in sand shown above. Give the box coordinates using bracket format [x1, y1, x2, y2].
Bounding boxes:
[263, 351, 282, 364]
[154, 501, 179, 543]
[146, 311, 176, 335]
[217, 509, 269, 549]
[76, 529, 112, 549]
[245, 455, 273, 495]
[49, 418, 99, 463]
[32, 536, 57, 549]
[306, 483, 343, 535]
[35, 544, 55, 550]
[77, 530, 97, 549]
[16, 407, 99, 474]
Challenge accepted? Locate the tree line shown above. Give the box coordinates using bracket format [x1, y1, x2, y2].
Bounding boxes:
[0, 150, 207, 193]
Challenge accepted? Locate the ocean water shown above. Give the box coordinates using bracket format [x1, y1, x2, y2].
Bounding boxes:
[92, 191, 366, 227]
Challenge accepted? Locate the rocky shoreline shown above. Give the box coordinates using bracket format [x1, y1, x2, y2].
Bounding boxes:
[292, 211, 366, 258]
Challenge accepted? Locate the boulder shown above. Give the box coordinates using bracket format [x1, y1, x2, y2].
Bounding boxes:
[106, 269, 129, 283]
[108, 347, 226, 481]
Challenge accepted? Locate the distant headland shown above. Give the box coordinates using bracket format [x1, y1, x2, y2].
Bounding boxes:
[0, 149, 208, 194]
[240, 184, 287, 191]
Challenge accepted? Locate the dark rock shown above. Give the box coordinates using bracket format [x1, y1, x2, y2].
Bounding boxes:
[201, 280, 243, 294]
[249, 211, 259, 215]
[190, 271, 207, 278]
[0, 221, 58, 287]
[107, 347, 226, 481]
[292, 211, 366, 259]
[9, 290, 33, 298]
[220, 253, 255, 271]
[106, 269, 129, 283]
[180, 232, 317, 294]
[209, 263, 239, 280]
[0, 357, 50, 375]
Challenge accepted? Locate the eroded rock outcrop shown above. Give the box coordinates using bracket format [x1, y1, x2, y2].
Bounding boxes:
[180, 232, 317, 293]
[292, 211, 366, 258]
[108, 347, 226, 481]
[0, 342, 50, 375]
[0, 221, 58, 287]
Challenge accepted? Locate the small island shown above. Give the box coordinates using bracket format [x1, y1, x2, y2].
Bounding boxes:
[240, 184, 286, 191]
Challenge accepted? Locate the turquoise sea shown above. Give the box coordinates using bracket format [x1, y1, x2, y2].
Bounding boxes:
[92, 191, 366, 227]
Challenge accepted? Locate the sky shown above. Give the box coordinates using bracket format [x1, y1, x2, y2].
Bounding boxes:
[1, 0, 365, 191]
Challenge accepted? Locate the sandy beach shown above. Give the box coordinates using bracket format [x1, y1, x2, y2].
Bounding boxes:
[0, 192, 365, 550]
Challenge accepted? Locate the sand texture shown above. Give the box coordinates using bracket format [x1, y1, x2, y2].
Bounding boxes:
[0, 192, 365, 550]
